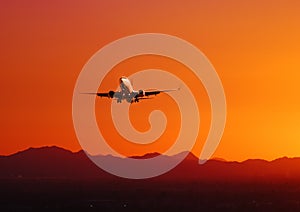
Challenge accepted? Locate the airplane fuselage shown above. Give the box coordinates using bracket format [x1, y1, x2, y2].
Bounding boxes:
[116, 77, 143, 103]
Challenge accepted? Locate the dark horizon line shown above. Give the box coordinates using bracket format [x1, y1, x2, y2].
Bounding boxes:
[1, 145, 298, 163]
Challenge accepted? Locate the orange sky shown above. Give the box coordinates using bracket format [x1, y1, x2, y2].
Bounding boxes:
[1, 0, 300, 161]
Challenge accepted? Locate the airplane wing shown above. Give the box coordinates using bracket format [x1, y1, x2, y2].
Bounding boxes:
[95, 93, 111, 97]
[144, 88, 179, 97]
[80, 92, 114, 98]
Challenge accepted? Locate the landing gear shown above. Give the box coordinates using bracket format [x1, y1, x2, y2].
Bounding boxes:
[131, 98, 139, 103]
[117, 98, 122, 103]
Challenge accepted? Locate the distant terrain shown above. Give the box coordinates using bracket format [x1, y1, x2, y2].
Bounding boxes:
[1, 146, 300, 211]
[1, 146, 300, 181]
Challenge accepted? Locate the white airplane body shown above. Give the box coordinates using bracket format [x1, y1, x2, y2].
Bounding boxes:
[86, 76, 178, 103]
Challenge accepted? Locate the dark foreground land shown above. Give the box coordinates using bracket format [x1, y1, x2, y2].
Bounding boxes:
[2, 147, 300, 211]
[1, 178, 300, 211]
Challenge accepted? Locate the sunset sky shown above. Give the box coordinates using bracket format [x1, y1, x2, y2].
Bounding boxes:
[1, 0, 300, 161]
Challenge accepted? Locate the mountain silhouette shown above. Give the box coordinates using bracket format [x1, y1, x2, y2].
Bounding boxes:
[1, 146, 300, 182]
[129, 152, 161, 159]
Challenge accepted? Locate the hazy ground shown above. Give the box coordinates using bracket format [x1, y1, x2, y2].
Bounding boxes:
[1, 178, 300, 211]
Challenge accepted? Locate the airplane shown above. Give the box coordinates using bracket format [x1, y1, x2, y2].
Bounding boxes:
[83, 76, 179, 103]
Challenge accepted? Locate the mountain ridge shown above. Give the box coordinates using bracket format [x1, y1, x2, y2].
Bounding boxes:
[5, 146, 299, 162]
[1, 146, 300, 181]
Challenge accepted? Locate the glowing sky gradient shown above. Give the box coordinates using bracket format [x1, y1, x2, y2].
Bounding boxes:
[1, 0, 300, 161]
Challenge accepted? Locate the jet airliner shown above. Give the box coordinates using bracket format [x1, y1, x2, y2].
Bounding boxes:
[84, 76, 178, 103]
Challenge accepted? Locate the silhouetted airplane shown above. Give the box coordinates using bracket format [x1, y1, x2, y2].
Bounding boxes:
[83, 76, 178, 103]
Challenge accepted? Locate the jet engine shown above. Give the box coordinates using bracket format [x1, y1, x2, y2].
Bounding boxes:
[138, 90, 145, 96]
[108, 90, 115, 98]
